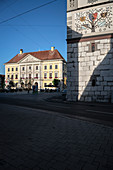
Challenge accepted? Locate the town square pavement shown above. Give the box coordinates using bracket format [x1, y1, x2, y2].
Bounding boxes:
[0, 97, 113, 170]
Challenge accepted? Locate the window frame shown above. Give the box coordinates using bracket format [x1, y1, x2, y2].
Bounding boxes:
[55, 72, 58, 78]
[44, 73, 47, 79]
[50, 65, 52, 69]
[36, 73, 38, 78]
[91, 43, 95, 52]
[22, 67, 25, 71]
[55, 65, 58, 69]
[29, 74, 31, 79]
[11, 75, 13, 79]
[44, 65, 47, 70]
[15, 74, 18, 79]
[36, 66, 38, 70]
[49, 73, 52, 79]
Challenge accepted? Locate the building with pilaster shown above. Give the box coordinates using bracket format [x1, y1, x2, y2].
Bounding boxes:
[67, 0, 113, 102]
[5, 47, 66, 90]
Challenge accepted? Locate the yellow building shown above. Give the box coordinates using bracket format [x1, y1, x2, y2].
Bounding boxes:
[5, 47, 67, 90]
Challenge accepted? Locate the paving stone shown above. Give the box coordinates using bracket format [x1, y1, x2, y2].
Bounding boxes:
[1, 103, 113, 169]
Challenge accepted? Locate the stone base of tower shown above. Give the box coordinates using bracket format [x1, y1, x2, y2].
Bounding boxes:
[67, 34, 113, 102]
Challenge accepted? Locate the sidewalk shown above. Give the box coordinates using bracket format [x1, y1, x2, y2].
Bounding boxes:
[0, 91, 62, 101]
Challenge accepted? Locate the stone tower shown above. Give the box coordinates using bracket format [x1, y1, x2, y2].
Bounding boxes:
[67, 0, 113, 102]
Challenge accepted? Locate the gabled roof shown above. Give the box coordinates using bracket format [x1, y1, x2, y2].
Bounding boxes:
[5, 49, 66, 64]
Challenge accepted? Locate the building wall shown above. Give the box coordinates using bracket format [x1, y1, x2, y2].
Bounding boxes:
[67, 0, 113, 102]
[5, 64, 19, 85]
[5, 59, 65, 90]
[67, 36, 113, 102]
[42, 60, 63, 89]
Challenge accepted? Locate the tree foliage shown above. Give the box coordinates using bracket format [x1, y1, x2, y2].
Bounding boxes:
[52, 79, 60, 87]
[9, 81, 14, 87]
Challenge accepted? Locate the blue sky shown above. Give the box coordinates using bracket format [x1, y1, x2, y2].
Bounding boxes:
[0, 0, 67, 74]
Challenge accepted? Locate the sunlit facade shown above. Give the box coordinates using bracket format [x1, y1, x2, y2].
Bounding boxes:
[5, 47, 67, 90]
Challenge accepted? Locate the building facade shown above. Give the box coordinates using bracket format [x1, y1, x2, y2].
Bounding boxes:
[67, 0, 113, 102]
[5, 47, 66, 90]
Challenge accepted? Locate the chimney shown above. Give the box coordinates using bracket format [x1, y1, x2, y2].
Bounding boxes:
[20, 49, 23, 54]
[51, 47, 55, 51]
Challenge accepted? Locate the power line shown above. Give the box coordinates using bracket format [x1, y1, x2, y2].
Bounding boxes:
[8, 4, 54, 48]
[0, 0, 57, 25]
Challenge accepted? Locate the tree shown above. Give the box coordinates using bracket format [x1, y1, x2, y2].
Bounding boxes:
[9, 80, 14, 87]
[52, 79, 60, 87]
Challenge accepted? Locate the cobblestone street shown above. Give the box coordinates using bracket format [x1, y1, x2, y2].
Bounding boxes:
[0, 103, 113, 170]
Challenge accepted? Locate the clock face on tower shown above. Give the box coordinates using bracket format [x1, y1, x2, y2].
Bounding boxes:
[74, 5, 113, 35]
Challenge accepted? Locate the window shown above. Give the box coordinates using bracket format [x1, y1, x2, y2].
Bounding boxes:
[92, 79, 96, 86]
[15, 75, 18, 79]
[22, 67, 25, 71]
[29, 74, 31, 79]
[92, 43, 95, 52]
[50, 65, 52, 69]
[44, 73, 47, 79]
[36, 66, 38, 70]
[55, 65, 58, 69]
[22, 74, 24, 79]
[11, 75, 13, 79]
[7, 75, 9, 78]
[70, 0, 75, 7]
[16, 67, 18, 71]
[49, 73, 52, 79]
[36, 74, 38, 78]
[8, 68, 10, 72]
[44, 83, 47, 87]
[12, 68, 14, 71]
[29, 66, 31, 70]
[55, 73, 58, 78]
[44, 65, 47, 70]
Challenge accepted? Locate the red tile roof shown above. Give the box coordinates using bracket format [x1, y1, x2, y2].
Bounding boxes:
[5, 49, 65, 64]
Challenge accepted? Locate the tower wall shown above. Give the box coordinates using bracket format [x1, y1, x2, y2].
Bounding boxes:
[67, 0, 113, 102]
